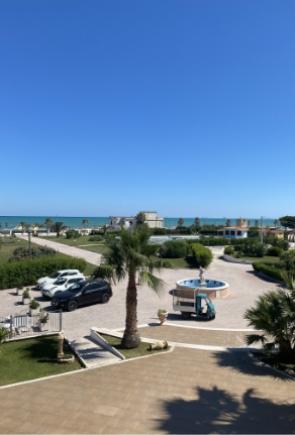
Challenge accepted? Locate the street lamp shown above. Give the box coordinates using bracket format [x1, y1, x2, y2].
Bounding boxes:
[260, 216, 264, 244]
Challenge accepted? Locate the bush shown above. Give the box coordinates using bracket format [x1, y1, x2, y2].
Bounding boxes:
[252, 262, 282, 282]
[267, 246, 282, 257]
[224, 246, 235, 256]
[65, 229, 80, 239]
[10, 246, 56, 261]
[159, 240, 188, 258]
[0, 255, 87, 290]
[186, 243, 213, 268]
[88, 235, 103, 242]
[29, 299, 40, 310]
[234, 241, 266, 257]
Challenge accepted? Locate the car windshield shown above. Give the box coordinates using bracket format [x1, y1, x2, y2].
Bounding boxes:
[50, 272, 59, 278]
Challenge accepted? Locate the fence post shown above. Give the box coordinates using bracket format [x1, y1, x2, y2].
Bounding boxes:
[59, 310, 63, 332]
[10, 315, 13, 337]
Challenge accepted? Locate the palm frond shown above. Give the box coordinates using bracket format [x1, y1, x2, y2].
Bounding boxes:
[138, 271, 164, 295]
[246, 334, 266, 346]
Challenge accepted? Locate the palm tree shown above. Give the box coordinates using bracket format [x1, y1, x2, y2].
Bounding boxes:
[81, 219, 89, 228]
[51, 221, 66, 237]
[44, 218, 53, 234]
[94, 226, 164, 348]
[177, 218, 184, 228]
[245, 288, 295, 362]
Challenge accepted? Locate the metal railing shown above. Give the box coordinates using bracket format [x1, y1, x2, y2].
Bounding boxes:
[0, 311, 62, 340]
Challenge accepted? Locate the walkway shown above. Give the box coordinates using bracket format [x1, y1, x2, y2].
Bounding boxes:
[70, 336, 119, 368]
[17, 235, 102, 266]
[0, 327, 293, 433]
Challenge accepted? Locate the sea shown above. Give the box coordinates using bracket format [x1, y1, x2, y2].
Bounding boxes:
[0, 216, 276, 229]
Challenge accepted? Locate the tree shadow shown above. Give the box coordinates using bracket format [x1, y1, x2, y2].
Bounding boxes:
[157, 385, 295, 433]
[214, 349, 289, 380]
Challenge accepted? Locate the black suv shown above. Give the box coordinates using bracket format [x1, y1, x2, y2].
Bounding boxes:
[51, 279, 112, 311]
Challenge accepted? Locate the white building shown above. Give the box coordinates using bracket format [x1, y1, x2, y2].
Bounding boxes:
[220, 218, 249, 239]
[140, 211, 164, 229]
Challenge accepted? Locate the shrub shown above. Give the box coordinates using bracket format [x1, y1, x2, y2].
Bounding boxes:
[267, 246, 282, 257]
[224, 246, 235, 256]
[0, 327, 9, 344]
[10, 246, 56, 261]
[186, 243, 213, 268]
[159, 240, 188, 258]
[23, 288, 31, 299]
[65, 229, 80, 239]
[234, 241, 266, 257]
[0, 255, 87, 290]
[280, 250, 295, 271]
[252, 262, 282, 282]
[88, 235, 103, 242]
[29, 299, 40, 310]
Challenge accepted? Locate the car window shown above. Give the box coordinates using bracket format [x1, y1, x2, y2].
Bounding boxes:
[50, 272, 59, 278]
[83, 284, 99, 294]
[55, 278, 66, 285]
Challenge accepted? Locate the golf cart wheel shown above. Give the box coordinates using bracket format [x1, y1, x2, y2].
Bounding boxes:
[181, 312, 191, 320]
[101, 293, 110, 303]
[67, 300, 78, 311]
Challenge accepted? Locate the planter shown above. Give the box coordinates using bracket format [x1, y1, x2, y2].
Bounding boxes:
[38, 322, 48, 332]
[22, 297, 30, 305]
[158, 310, 168, 325]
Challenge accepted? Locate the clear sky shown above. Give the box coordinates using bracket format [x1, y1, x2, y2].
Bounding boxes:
[0, 0, 294, 218]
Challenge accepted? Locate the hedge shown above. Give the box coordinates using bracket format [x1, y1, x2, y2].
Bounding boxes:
[0, 255, 87, 289]
[252, 262, 283, 282]
[159, 240, 188, 258]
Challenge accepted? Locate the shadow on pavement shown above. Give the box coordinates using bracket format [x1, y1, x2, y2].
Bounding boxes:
[157, 385, 295, 434]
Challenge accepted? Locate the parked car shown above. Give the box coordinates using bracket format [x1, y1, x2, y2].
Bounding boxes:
[51, 279, 112, 311]
[37, 269, 83, 289]
[41, 276, 86, 298]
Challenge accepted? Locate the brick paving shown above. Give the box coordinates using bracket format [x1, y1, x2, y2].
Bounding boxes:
[0, 339, 294, 433]
[139, 325, 250, 347]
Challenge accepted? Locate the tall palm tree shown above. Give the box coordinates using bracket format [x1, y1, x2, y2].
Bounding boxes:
[44, 218, 54, 234]
[81, 218, 89, 228]
[94, 226, 164, 348]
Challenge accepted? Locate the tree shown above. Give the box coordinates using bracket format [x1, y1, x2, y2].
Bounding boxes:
[51, 222, 66, 237]
[93, 227, 164, 348]
[225, 219, 232, 227]
[193, 217, 201, 230]
[279, 216, 295, 230]
[245, 288, 295, 362]
[81, 219, 89, 228]
[44, 218, 54, 234]
[177, 218, 184, 228]
[135, 212, 146, 226]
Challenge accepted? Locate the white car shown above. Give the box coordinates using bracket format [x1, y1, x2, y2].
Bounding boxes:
[37, 269, 83, 289]
[42, 275, 86, 298]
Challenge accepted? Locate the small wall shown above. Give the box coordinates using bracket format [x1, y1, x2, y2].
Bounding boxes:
[175, 282, 230, 299]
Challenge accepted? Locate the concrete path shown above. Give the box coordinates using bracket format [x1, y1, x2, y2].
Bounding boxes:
[70, 337, 119, 368]
[0, 341, 293, 433]
[17, 235, 102, 266]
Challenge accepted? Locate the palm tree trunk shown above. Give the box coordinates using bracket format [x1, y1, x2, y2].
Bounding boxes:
[121, 269, 141, 348]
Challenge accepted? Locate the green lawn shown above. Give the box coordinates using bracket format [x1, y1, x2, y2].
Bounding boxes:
[0, 335, 81, 386]
[100, 334, 169, 359]
[237, 255, 280, 264]
[162, 257, 190, 268]
[0, 237, 30, 264]
[40, 236, 109, 255]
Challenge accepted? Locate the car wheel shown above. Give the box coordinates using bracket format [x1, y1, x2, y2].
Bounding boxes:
[101, 293, 110, 303]
[67, 300, 78, 311]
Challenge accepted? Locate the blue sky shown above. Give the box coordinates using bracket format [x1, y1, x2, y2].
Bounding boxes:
[0, 0, 294, 218]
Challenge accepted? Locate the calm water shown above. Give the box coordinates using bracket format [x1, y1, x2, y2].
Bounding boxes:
[0, 216, 275, 229]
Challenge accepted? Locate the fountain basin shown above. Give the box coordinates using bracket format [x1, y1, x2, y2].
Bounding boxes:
[176, 278, 230, 299]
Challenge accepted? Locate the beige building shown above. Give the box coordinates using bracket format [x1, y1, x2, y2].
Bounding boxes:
[140, 211, 164, 229]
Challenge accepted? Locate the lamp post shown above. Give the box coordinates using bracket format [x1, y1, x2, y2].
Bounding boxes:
[28, 226, 32, 256]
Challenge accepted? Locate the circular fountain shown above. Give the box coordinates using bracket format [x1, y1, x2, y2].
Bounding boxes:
[176, 277, 230, 299]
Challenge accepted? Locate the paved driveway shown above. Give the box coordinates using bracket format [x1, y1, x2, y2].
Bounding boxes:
[17, 235, 102, 266]
[0, 343, 293, 434]
[0, 247, 279, 340]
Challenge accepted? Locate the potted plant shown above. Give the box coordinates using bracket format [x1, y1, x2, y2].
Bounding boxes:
[22, 288, 31, 305]
[29, 298, 40, 316]
[38, 310, 49, 331]
[157, 308, 168, 325]
[15, 286, 23, 296]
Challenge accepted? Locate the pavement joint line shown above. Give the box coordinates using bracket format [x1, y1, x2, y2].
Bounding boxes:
[163, 322, 260, 332]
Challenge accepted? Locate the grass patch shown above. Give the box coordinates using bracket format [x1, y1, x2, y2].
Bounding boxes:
[163, 257, 190, 268]
[100, 334, 169, 359]
[238, 255, 280, 264]
[40, 236, 109, 255]
[0, 335, 81, 386]
[0, 238, 30, 264]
